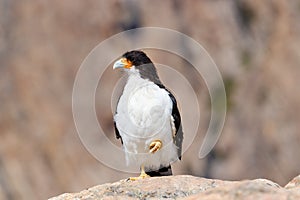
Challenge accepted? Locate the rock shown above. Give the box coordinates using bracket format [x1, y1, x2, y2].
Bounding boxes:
[49, 175, 300, 200]
[285, 175, 300, 189]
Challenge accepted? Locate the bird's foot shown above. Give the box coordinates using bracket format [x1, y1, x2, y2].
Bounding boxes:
[128, 171, 150, 181]
[149, 139, 162, 153]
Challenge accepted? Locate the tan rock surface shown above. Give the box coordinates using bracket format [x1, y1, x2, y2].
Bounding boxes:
[50, 175, 300, 200]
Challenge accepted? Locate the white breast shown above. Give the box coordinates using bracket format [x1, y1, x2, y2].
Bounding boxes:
[114, 73, 179, 170]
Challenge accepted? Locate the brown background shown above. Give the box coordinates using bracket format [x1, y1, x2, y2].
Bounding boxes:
[0, 0, 300, 199]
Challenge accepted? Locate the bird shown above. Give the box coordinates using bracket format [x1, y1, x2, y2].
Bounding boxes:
[113, 50, 183, 180]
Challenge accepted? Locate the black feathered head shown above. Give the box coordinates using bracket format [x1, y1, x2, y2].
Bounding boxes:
[113, 50, 162, 84]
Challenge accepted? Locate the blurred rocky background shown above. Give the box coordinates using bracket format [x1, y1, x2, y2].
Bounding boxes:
[0, 0, 300, 199]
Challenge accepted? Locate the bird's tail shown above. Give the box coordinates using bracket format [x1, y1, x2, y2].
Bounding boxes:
[146, 165, 172, 177]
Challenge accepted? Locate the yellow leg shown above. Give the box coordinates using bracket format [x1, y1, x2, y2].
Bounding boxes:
[149, 139, 162, 153]
[129, 165, 150, 181]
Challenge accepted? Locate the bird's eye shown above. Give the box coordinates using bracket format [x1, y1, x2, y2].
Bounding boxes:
[120, 58, 133, 69]
[121, 58, 127, 63]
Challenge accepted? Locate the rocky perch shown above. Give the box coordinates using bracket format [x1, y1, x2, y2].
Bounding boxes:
[50, 175, 300, 200]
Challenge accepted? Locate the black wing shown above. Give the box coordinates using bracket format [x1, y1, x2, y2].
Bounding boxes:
[114, 95, 123, 144]
[114, 120, 123, 144]
[157, 84, 183, 160]
[168, 91, 183, 160]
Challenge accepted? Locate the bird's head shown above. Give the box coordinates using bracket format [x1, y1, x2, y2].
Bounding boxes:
[113, 50, 152, 70]
[113, 50, 162, 84]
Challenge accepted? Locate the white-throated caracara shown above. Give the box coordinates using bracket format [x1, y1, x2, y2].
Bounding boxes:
[113, 50, 183, 180]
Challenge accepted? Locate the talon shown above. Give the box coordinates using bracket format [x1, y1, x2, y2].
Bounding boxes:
[149, 139, 162, 153]
[129, 172, 150, 181]
[128, 165, 150, 181]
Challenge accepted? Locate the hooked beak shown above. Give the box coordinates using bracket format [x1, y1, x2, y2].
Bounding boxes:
[113, 58, 132, 69]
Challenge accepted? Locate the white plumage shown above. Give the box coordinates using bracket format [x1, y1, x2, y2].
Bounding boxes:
[114, 68, 179, 171]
